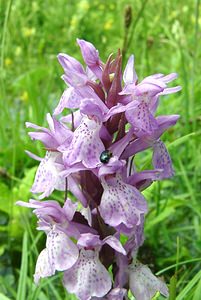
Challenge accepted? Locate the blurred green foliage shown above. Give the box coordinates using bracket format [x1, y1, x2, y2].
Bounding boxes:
[0, 0, 201, 299]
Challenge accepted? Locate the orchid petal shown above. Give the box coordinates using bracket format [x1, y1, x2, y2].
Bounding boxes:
[152, 139, 174, 179]
[63, 198, 77, 221]
[47, 229, 79, 271]
[77, 39, 102, 80]
[99, 175, 147, 228]
[126, 102, 158, 136]
[77, 39, 100, 67]
[103, 236, 126, 255]
[77, 233, 101, 248]
[159, 86, 182, 95]
[31, 152, 65, 199]
[129, 262, 169, 299]
[123, 55, 138, 85]
[54, 87, 82, 113]
[63, 116, 104, 168]
[34, 248, 55, 284]
[63, 249, 111, 300]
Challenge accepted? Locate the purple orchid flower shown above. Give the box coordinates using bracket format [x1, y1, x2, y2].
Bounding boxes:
[128, 261, 169, 300]
[29, 151, 87, 206]
[16, 199, 79, 283]
[63, 233, 126, 300]
[26, 113, 73, 150]
[62, 116, 105, 168]
[120, 58, 181, 137]
[18, 39, 181, 300]
[99, 174, 147, 229]
[77, 39, 103, 81]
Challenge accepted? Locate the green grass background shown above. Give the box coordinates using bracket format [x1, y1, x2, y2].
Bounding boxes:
[0, 0, 201, 299]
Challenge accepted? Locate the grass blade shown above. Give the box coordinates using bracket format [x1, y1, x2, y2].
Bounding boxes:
[16, 231, 28, 300]
[176, 270, 201, 300]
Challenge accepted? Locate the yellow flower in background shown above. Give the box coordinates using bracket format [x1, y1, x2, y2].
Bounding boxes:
[20, 91, 29, 102]
[99, 4, 105, 10]
[15, 47, 22, 57]
[22, 27, 36, 38]
[32, 1, 39, 12]
[5, 58, 12, 67]
[79, 0, 89, 11]
[182, 6, 189, 13]
[70, 16, 78, 28]
[104, 19, 113, 30]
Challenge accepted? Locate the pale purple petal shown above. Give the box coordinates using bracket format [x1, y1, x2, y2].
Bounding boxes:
[26, 121, 49, 133]
[149, 114, 180, 141]
[16, 199, 42, 209]
[160, 72, 178, 83]
[77, 39, 100, 67]
[25, 150, 42, 161]
[145, 73, 164, 80]
[47, 229, 79, 271]
[100, 125, 112, 141]
[99, 175, 147, 228]
[63, 116, 105, 168]
[124, 216, 145, 256]
[47, 113, 73, 146]
[152, 139, 174, 179]
[159, 85, 182, 95]
[86, 66, 97, 81]
[127, 170, 162, 186]
[119, 83, 136, 95]
[60, 163, 87, 178]
[129, 261, 169, 299]
[26, 114, 72, 149]
[63, 198, 77, 221]
[114, 253, 129, 288]
[103, 236, 126, 255]
[68, 176, 88, 207]
[134, 79, 165, 97]
[77, 233, 101, 248]
[103, 103, 128, 122]
[123, 55, 138, 85]
[80, 98, 107, 121]
[31, 152, 65, 199]
[63, 249, 112, 300]
[126, 102, 158, 136]
[121, 114, 180, 159]
[98, 157, 126, 177]
[54, 87, 82, 113]
[34, 248, 55, 284]
[58, 53, 84, 73]
[58, 53, 88, 87]
[77, 39, 102, 80]
[28, 132, 56, 148]
[109, 129, 134, 157]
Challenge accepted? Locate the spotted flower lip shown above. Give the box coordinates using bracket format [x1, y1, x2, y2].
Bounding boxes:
[63, 233, 126, 300]
[18, 38, 181, 300]
[99, 174, 148, 229]
[62, 116, 105, 169]
[128, 261, 169, 300]
[33, 227, 79, 284]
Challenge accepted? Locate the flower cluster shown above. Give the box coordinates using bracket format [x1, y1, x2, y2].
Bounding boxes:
[17, 39, 181, 300]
